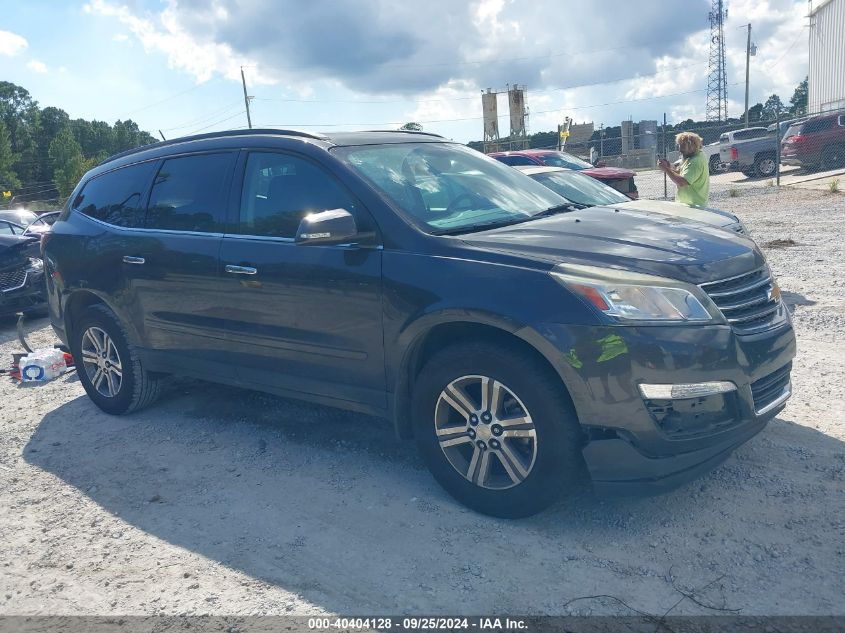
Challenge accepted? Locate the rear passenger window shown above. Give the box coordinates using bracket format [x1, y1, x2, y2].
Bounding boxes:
[803, 119, 833, 134]
[145, 153, 234, 232]
[238, 153, 356, 238]
[72, 161, 156, 227]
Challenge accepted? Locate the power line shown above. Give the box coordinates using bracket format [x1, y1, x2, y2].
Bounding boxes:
[187, 109, 247, 135]
[124, 79, 219, 116]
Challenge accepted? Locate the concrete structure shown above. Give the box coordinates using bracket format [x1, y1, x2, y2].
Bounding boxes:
[809, 0, 845, 113]
[638, 120, 658, 150]
[621, 120, 634, 153]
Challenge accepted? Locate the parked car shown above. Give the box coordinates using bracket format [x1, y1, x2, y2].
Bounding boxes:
[489, 149, 639, 199]
[45, 129, 795, 518]
[516, 166, 747, 234]
[22, 210, 61, 236]
[718, 127, 779, 178]
[781, 111, 845, 171]
[0, 208, 38, 227]
[0, 233, 46, 318]
[0, 219, 25, 235]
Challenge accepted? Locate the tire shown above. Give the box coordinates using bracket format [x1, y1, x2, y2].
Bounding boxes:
[412, 341, 585, 518]
[822, 144, 845, 170]
[754, 155, 777, 178]
[70, 304, 161, 415]
[708, 155, 721, 174]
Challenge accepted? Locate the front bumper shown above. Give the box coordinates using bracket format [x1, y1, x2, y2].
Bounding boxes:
[537, 318, 796, 496]
[0, 268, 46, 317]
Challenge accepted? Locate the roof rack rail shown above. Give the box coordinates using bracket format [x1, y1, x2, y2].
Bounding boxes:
[363, 129, 445, 138]
[98, 128, 329, 166]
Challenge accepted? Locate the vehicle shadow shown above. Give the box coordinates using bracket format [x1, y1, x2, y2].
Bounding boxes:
[23, 383, 845, 614]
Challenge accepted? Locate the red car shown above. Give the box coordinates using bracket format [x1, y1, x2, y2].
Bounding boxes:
[488, 149, 639, 199]
[781, 111, 845, 171]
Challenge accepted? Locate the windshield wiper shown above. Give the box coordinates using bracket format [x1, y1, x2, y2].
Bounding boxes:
[530, 202, 585, 218]
[431, 216, 536, 236]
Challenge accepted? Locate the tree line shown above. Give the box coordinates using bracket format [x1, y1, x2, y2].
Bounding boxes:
[0, 81, 157, 209]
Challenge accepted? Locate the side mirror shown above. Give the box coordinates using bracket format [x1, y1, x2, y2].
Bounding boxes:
[295, 208, 358, 246]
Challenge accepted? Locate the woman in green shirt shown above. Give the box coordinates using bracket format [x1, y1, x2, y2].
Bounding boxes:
[658, 132, 710, 206]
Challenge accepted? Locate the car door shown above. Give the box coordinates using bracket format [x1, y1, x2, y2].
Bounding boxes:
[218, 150, 386, 408]
[124, 151, 236, 371]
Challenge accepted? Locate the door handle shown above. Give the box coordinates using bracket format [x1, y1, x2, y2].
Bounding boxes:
[122, 256, 145, 265]
[225, 264, 258, 275]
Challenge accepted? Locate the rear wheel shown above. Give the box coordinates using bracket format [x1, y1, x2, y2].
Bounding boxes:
[754, 155, 777, 178]
[822, 144, 845, 170]
[412, 342, 585, 518]
[71, 304, 161, 415]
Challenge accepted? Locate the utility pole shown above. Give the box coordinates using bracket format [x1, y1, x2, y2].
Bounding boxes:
[744, 23, 752, 127]
[241, 66, 253, 129]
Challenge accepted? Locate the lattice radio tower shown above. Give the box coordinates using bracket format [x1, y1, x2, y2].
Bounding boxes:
[705, 0, 729, 121]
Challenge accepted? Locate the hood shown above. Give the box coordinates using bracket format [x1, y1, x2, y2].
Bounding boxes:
[582, 166, 635, 179]
[457, 207, 762, 284]
[0, 234, 39, 271]
[609, 200, 739, 227]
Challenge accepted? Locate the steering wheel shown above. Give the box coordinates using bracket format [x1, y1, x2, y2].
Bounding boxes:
[444, 193, 477, 215]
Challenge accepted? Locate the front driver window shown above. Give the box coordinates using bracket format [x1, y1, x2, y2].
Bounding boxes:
[238, 153, 357, 238]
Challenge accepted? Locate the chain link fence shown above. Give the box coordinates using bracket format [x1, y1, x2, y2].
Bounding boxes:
[541, 105, 845, 200]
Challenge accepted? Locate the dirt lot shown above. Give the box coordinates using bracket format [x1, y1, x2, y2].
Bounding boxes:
[1, 186, 844, 617]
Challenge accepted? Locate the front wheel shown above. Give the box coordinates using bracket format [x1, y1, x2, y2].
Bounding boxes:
[822, 144, 845, 170]
[412, 342, 585, 518]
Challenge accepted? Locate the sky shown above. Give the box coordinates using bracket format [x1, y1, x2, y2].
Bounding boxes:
[0, 0, 811, 144]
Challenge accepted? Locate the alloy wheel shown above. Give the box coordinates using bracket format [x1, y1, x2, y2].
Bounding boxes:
[758, 157, 776, 176]
[80, 326, 123, 398]
[434, 375, 537, 490]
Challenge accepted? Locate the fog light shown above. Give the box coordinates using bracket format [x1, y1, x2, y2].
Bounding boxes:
[638, 381, 736, 400]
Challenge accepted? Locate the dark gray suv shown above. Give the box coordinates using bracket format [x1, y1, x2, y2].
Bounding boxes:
[43, 129, 795, 517]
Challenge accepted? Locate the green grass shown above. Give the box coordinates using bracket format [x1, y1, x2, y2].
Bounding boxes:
[830, 178, 840, 194]
[729, 188, 740, 197]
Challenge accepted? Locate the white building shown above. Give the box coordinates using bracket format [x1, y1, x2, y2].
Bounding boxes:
[809, 0, 845, 113]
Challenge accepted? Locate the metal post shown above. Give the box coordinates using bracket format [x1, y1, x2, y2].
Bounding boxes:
[599, 124, 604, 158]
[775, 108, 781, 186]
[663, 113, 668, 200]
[557, 124, 562, 151]
[744, 24, 751, 127]
[241, 66, 253, 129]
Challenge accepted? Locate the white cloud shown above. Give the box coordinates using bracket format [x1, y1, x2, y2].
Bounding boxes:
[83, 0, 276, 85]
[112, 33, 129, 42]
[0, 29, 28, 56]
[26, 59, 48, 74]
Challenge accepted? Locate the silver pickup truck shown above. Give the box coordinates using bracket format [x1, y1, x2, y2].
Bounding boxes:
[719, 127, 777, 178]
[719, 121, 799, 178]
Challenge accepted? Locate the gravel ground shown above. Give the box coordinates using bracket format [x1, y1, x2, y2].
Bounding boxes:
[1, 186, 844, 617]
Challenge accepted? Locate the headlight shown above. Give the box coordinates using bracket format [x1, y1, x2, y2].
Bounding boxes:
[27, 257, 43, 271]
[551, 263, 720, 323]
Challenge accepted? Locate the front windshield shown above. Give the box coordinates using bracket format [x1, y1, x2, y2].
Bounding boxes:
[531, 170, 630, 206]
[537, 151, 593, 170]
[333, 142, 566, 233]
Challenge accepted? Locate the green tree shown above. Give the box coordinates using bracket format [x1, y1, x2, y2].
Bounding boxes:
[761, 94, 785, 120]
[49, 128, 93, 199]
[0, 120, 21, 195]
[747, 103, 764, 122]
[0, 81, 40, 185]
[789, 77, 808, 116]
[399, 122, 423, 131]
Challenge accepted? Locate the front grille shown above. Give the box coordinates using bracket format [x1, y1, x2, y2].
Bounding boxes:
[0, 267, 27, 292]
[750, 362, 792, 414]
[700, 267, 781, 334]
[645, 392, 740, 439]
